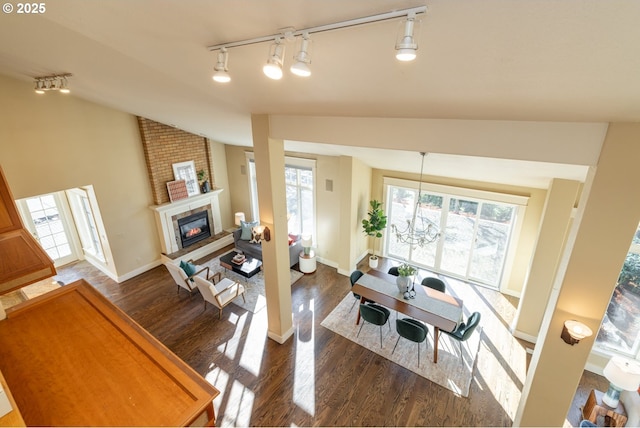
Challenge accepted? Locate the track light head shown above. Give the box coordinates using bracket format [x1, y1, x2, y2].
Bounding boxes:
[263, 38, 285, 80]
[33, 74, 72, 94]
[212, 48, 231, 83]
[395, 13, 419, 61]
[290, 33, 312, 77]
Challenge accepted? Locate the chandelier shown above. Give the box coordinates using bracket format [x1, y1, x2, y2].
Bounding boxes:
[391, 152, 441, 248]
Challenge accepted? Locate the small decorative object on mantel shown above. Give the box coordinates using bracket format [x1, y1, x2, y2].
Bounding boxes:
[197, 169, 210, 193]
[396, 262, 416, 294]
[166, 180, 189, 202]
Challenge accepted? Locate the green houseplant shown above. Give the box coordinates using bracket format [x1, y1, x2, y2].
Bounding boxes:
[197, 169, 210, 193]
[396, 262, 416, 293]
[362, 200, 387, 268]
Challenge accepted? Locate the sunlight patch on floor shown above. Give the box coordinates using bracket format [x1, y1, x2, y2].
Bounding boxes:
[293, 298, 315, 416]
[221, 379, 255, 427]
[240, 308, 268, 376]
[216, 312, 247, 360]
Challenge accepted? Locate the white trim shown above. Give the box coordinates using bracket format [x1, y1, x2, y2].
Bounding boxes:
[116, 259, 163, 283]
[382, 177, 530, 206]
[512, 329, 538, 344]
[268, 326, 295, 344]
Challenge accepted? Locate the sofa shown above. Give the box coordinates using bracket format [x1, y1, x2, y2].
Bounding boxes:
[232, 228, 302, 268]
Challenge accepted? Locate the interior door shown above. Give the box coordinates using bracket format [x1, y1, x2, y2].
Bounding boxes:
[18, 193, 78, 267]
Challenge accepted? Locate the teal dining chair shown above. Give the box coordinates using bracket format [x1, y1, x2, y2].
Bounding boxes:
[421, 276, 446, 293]
[358, 303, 391, 347]
[392, 318, 429, 366]
[441, 311, 481, 357]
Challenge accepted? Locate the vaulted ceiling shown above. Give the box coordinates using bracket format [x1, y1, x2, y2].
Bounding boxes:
[1, 0, 638, 186]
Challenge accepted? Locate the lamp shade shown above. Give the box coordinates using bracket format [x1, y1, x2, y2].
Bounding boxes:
[603, 356, 640, 391]
[234, 212, 245, 226]
[301, 235, 312, 248]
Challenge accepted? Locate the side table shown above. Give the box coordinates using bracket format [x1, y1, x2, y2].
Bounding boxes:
[299, 250, 316, 274]
[583, 389, 627, 427]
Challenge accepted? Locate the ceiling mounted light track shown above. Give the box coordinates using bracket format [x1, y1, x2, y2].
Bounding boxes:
[207, 5, 427, 83]
[33, 73, 72, 94]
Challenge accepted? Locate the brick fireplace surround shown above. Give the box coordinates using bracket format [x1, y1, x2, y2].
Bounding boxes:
[138, 117, 232, 263]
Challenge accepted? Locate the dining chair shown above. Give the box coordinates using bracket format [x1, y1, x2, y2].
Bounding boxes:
[441, 311, 481, 357]
[421, 277, 446, 293]
[350, 270, 373, 311]
[392, 318, 429, 366]
[358, 303, 391, 347]
[387, 266, 399, 276]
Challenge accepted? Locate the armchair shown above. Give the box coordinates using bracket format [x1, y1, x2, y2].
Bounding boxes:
[193, 272, 246, 319]
[164, 260, 210, 295]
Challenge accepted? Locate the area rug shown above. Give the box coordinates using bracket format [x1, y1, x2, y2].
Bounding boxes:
[200, 250, 303, 314]
[321, 293, 482, 397]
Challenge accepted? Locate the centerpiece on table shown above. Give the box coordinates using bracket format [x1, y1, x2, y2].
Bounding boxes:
[396, 262, 416, 293]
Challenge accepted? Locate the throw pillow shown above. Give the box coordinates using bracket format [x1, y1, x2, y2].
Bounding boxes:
[250, 226, 263, 244]
[179, 260, 197, 279]
[240, 220, 258, 240]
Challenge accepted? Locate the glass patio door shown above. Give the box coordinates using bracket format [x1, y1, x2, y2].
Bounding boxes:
[440, 198, 479, 277]
[18, 193, 77, 267]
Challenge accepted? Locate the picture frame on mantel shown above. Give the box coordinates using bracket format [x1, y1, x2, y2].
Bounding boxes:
[172, 161, 200, 197]
[166, 180, 189, 202]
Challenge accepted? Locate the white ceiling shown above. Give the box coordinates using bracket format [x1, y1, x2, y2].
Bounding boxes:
[1, 0, 638, 187]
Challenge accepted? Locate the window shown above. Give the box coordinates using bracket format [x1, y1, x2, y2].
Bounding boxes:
[384, 178, 524, 289]
[246, 154, 316, 237]
[67, 187, 105, 262]
[596, 223, 640, 357]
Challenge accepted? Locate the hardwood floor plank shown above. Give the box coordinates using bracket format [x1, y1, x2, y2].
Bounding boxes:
[38, 248, 605, 427]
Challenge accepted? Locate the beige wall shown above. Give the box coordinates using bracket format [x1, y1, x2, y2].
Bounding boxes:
[0, 74, 159, 279]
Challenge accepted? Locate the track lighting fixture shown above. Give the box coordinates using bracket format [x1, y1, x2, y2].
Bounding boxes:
[263, 38, 285, 80]
[395, 12, 419, 61]
[212, 47, 231, 83]
[207, 6, 427, 81]
[290, 32, 312, 77]
[33, 74, 72, 94]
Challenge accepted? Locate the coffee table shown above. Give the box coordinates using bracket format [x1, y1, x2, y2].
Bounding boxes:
[219, 251, 262, 278]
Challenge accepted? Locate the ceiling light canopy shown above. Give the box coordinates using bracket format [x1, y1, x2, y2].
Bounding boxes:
[33, 74, 72, 95]
[212, 47, 231, 83]
[207, 5, 427, 83]
[263, 38, 285, 80]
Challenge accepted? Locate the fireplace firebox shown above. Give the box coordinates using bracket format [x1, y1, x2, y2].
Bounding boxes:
[177, 211, 211, 248]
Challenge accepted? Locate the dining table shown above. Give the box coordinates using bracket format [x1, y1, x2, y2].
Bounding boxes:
[353, 269, 464, 363]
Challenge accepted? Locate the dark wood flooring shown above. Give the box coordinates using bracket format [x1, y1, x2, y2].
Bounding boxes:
[47, 247, 606, 427]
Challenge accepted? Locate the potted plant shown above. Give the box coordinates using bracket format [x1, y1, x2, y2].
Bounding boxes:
[197, 169, 210, 193]
[396, 262, 416, 293]
[362, 200, 387, 268]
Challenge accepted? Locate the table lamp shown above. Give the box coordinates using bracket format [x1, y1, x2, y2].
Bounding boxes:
[234, 212, 245, 226]
[301, 234, 313, 255]
[602, 356, 640, 408]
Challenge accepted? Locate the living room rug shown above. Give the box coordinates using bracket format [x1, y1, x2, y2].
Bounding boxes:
[200, 250, 303, 314]
[321, 293, 482, 397]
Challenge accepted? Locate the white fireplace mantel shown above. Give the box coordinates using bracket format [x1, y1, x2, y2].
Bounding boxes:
[150, 190, 228, 261]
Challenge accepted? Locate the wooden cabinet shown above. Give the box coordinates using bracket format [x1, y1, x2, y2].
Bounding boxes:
[0, 280, 219, 426]
[0, 166, 55, 295]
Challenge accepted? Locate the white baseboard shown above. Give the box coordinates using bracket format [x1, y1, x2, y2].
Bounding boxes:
[268, 326, 294, 344]
[512, 329, 538, 345]
[116, 259, 163, 283]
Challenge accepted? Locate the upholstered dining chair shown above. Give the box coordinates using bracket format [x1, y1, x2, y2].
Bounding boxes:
[441, 311, 481, 357]
[164, 260, 210, 295]
[393, 318, 429, 366]
[349, 270, 374, 311]
[387, 266, 399, 276]
[421, 277, 446, 293]
[193, 272, 246, 319]
[358, 303, 391, 347]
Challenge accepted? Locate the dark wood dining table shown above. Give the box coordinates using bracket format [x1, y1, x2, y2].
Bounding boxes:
[353, 269, 464, 363]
